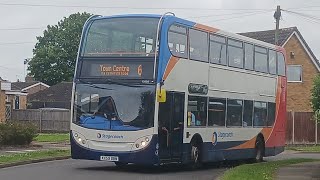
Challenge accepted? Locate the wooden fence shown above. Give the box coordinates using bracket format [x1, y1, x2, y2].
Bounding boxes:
[8, 109, 320, 142]
[10, 109, 70, 132]
[286, 112, 320, 144]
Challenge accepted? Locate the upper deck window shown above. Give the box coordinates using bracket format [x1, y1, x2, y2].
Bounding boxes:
[168, 24, 188, 58]
[269, 50, 277, 75]
[254, 46, 268, 73]
[82, 17, 159, 57]
[277, 52, 286, 76]
[228, 39, 244, 68]
[189, 29, 208, 62]
[209, 35, 227, 65]
[244, 43, 254, 70]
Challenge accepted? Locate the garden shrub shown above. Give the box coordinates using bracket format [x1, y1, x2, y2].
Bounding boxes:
[0, 122, 38, 146]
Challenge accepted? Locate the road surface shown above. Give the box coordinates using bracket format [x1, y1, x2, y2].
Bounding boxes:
[0, 151, 319, 180]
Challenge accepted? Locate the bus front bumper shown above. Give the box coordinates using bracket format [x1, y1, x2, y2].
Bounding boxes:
[70, 132, 159, 165]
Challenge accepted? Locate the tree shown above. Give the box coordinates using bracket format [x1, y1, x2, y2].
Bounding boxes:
[311, 74, 320, 123]
[28, 12, 92, 86]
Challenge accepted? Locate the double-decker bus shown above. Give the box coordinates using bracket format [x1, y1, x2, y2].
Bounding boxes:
[70, 13, 287, 167]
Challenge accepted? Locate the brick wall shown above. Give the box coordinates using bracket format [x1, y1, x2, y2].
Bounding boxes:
[0, 90, 5, 122]
[284, 34, 319, 112]
[25, 84, 48, 95]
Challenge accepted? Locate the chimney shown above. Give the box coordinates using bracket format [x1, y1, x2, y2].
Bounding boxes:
[25, 75, 35, 82]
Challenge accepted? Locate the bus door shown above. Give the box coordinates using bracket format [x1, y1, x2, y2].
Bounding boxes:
[158, 92, 185, 162]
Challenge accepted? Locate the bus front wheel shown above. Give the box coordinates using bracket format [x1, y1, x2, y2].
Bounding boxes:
[190, 141, 202, 168]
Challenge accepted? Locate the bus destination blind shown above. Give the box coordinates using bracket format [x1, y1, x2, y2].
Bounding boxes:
[80, 60, 154, 79]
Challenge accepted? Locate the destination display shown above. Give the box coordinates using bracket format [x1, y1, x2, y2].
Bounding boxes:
[80, 60, 154, 79]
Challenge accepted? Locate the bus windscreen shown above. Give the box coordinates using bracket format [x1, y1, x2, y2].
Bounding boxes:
[81, 17, 159, 57]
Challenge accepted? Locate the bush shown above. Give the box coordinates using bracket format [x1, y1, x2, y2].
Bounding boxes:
[0, 122, 38, 146]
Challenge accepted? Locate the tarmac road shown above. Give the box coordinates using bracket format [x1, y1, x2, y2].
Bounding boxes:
[0, 159, 228, 180]
[0, 151, 319, 180]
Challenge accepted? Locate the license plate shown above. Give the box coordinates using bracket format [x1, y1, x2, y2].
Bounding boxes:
[100, 156, 119, 161]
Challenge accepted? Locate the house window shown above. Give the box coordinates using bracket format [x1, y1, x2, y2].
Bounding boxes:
[287, 65, 302, 82]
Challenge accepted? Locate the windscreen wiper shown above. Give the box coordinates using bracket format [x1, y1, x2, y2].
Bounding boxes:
[104, 79, 142, 87]
[77, 79, 114, 90]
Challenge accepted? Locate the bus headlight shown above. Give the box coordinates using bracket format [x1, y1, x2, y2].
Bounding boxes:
[72, 131, 87, 146]
[141, 141, 146, 147]
[132, 135, 152, 151]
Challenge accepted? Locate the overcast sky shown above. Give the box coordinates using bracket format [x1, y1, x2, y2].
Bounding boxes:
[0, 0, 319, 82]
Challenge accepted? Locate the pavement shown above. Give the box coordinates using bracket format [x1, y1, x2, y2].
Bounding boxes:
[265, 150, 320, 180]
[275, 161, 320, 180]
[0, 141, 70, 155]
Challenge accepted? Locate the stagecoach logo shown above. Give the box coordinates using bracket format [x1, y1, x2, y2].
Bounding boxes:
[137, 65, 142, 76]
[212, 132, 218, 146]
[97, 133, 102, 138]
[96, 133, 124, 139]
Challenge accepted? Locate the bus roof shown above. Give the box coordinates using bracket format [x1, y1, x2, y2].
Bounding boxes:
[90, 14, 283, 52]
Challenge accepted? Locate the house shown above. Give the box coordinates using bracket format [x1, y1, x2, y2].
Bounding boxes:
[240, 27, 320, 112]
[27, 82, 73, 109]
[11, 76, 49, 95]
[0, 84, 5, 122]
[0, 79, 28, 121]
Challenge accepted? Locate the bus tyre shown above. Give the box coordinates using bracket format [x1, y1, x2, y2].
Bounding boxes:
[255, 137, 265, 163]
[190, 142, 202, 169]
[114, 162, 128, 167]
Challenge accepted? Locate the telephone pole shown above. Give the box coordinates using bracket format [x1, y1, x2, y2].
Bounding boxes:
[274, 5, 281, 45]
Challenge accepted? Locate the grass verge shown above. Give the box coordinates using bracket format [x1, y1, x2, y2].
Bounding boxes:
[34, 133, 70, 143]
[0, 149, 70, 165]
[286, 145, 320, 152]
[221, 158, 319, 180]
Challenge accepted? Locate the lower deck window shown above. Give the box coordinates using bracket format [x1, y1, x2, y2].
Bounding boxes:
[253, 102, 267, 127]
[243, 100, 253, 127]
[187, 96, 207, 126]
[208, 98, 226, 126]
[226, 99, 243, 127]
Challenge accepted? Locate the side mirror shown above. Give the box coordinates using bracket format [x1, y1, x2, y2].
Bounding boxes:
[157, 88, 166, 103]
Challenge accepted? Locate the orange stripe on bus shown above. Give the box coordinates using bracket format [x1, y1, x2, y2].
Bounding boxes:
[163, 56, 179, 81]
[194, 24, 219, 33]
[228, 128, 273, 150]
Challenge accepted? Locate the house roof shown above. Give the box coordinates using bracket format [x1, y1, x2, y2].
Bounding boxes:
[12, 82, 39, 90]
[239, 27, 320, 72]
[0, 77, 8, 82]
[239, 27, 296, 46]
[27, 82, 73, 102]
[11, 81, 50, 91]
